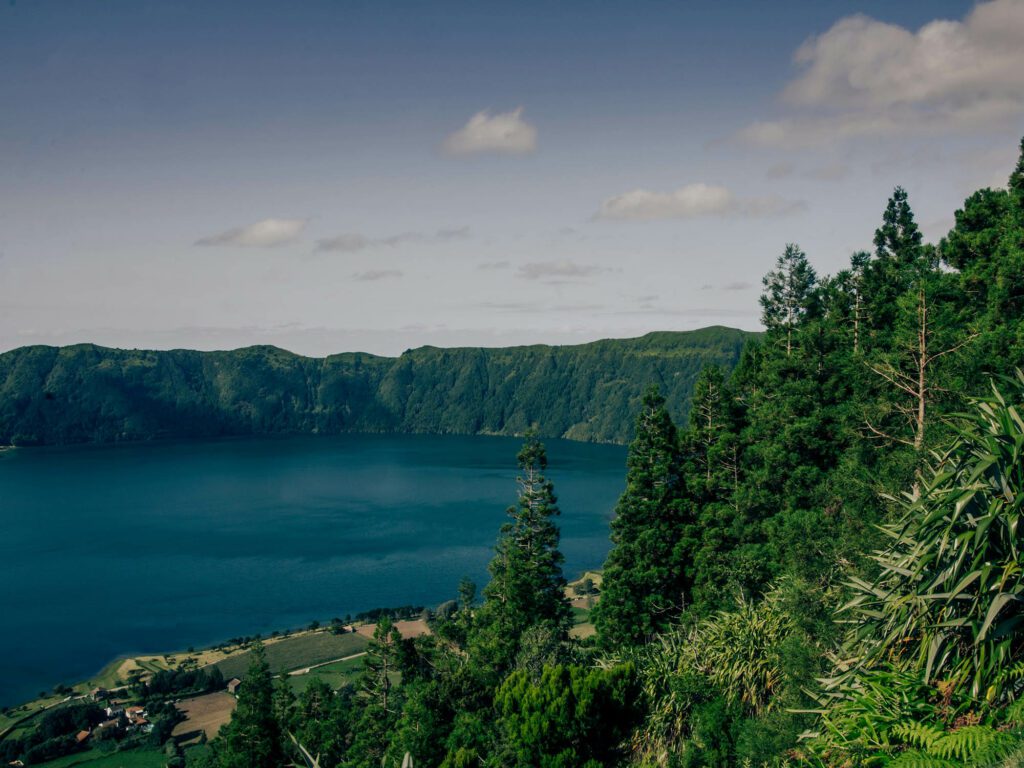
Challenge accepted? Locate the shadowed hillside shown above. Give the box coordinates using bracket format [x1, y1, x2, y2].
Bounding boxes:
[0, 326, 752, 446]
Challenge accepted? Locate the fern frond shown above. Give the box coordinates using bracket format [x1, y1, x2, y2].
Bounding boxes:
[932, 725, 1012, 762]
[892, 721, 945, 750]
[887, 749, 960, 768]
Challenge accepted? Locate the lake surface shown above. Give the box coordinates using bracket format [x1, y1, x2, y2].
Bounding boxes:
[0, 434, 626, 706]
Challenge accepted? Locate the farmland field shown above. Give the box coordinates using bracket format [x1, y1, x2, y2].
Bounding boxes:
[172, 691, 237, 744]
[211, 631, 368, 680]
[286, 655, 366, 694]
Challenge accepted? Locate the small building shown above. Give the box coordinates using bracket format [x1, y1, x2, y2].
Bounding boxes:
[226, 678, 242, 695]
[105, 705, 124, 718]
[75, 730, 90, 744]
[90, 687, 108, 701]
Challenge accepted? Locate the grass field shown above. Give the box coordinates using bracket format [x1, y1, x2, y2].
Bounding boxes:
[286, 654, 366, 694]
[211, 631, 368, 680]
[33, 747, 166, 768]
[569, 602, 596, 639]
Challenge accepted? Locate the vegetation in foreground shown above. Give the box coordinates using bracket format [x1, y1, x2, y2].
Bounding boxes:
[5, 138, 1024, 767]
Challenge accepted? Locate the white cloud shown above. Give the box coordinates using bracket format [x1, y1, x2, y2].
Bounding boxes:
[196, 218, 306, 247]
[516, 260, 605, 280]
[442, 108, 537, 156]
[352, 269, 403, 281]
[740, 0, 1024, 147]
[596, 183, 805, 220]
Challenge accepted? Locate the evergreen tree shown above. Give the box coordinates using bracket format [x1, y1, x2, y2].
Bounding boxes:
[292, 678, 354, 768]
[873, 186, 923, 267]
[759, 243, 818, 356]
[594, 386, 694, 646]
[680, 366, 752, 612]
[490, 664, 641, 768]
[211, 642, 284, 768]
[470, 429, 571, 677]
[1009, 135, 1024, 195]
[345, 616, 405, 768]
[861, 186, 925, 342]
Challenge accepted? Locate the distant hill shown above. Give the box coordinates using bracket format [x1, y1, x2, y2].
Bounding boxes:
[0, 326, 754, 446]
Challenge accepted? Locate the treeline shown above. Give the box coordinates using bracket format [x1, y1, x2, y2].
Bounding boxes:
[0, 327, 749, 446]
[135, 666, 224, 700]
[200, 137, 1024, 767]
[0, 703, 104, 765]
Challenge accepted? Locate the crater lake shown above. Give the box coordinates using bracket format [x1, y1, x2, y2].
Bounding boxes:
[0, 433, 626, 706]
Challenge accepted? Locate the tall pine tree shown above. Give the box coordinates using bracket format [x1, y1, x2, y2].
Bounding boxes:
[470, 429, 571, 678]
[760, 243, 818, 356]
[212, 642, 284, 768]
[594, 386, 693, 647]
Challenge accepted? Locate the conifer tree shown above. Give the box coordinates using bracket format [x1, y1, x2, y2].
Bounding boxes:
[594, 386, 693, 647]
[760, 243, 818, 356]
[212, 642, 284, 768]
[346, 616, 405, 767]
[861, 186, 926, 343]
[873, 186, 923, 267]
[470, 429, 571, 677]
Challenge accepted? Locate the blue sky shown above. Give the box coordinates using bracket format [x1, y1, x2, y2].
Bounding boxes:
[2, 0, 1022, 355]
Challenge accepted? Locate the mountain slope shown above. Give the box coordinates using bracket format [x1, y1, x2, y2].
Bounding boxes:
[0, 326, 753, 446]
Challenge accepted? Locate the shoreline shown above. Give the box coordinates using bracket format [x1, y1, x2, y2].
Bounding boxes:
[0, 572, 600, 725]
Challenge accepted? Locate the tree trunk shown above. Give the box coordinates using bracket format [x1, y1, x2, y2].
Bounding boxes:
[915, 287, 927, 451]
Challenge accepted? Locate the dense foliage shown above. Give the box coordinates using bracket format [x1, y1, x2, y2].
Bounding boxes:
[0, 327, 750, 446]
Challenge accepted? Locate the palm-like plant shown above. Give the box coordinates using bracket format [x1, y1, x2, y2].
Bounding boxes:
[623, 588, 799, 765]
[808, 375, 1024, 766]
[834, 373, 1024, 705]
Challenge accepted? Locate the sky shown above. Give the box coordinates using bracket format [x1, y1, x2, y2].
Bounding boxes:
[2, 0, 1023, 357]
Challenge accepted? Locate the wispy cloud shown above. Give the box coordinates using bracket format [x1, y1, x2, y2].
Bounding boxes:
[516, 260, 607, 281]
[477, 260, 511, 271]
[352, 269, 403, 282]
[765, 162, 849, 181]
[196, 218, 306, 248]
[596, 183, 805, 221]
[700, 281, 755, 292]
[473, 300, 606, 314]
[442, 108, 537, 156]
[739, 0, 1024, 147]
[316, 227, 470, 253]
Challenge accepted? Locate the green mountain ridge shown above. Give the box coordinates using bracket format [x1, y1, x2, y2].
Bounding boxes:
[0, 326, 753, 446]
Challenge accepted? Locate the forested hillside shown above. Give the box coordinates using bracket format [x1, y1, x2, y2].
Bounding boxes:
[185, 137, 1024, 768]
[0, 327, 749, 446]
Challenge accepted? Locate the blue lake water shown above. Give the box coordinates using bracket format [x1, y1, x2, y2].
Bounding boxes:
[0, 433, 626, 705]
